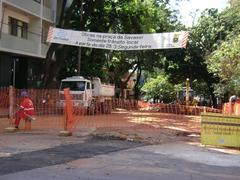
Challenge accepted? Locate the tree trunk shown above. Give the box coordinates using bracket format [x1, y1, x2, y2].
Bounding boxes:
[120, 65, 138, 99]
[42, 0, 79, 87]
[134, 67, 142, 100]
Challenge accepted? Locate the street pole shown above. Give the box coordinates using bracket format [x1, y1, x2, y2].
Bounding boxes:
[9, 86, 14, 125]
[13, 58, 16, 87]
[186, 78, 190, 106]
[77, 0, 83, 75]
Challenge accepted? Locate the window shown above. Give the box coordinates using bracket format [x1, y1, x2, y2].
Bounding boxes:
[9, 17, 28, 39]
[60, 81, 86, 91]
[87, 82, 91, 89]
[42, 27, 47, 43]
[33, 0, 41, 3]
[42, 26, 50, 44]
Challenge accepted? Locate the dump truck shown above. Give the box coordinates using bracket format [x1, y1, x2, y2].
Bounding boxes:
[59, 76, 115, 107]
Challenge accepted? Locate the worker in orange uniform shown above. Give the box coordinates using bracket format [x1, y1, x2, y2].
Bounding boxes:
[229, 95, 237, 104]
[229, 95, 240, 114]
[14, 91, 35, 129]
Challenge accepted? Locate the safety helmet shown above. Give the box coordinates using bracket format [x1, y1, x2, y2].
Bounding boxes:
[20, 91, 28, 97]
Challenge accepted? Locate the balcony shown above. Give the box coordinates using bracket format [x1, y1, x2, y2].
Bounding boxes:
[43, 5, 54, 22]
[3, 0, 55, 22]
[0, 33, 49, 58]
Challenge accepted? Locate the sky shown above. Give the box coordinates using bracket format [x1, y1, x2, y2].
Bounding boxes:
[170, 0, 229, 26]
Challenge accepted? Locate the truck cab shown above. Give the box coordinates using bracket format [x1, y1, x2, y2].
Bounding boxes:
[59, 76, 92, 107]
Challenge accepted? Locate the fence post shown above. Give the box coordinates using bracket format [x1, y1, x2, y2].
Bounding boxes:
[59, 88, 73, 136]
[9, 86, 15, 125]
[203, 106, 206, 113]
[5, 86, 16, 132]
[186, 78, 190, 106]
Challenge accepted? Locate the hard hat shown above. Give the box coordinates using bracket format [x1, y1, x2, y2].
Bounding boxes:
[230, 95, 237, 102]
[20, 91, 28, 97]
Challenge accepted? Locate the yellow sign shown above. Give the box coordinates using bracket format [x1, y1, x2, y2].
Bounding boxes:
[201, 113, 240, 147]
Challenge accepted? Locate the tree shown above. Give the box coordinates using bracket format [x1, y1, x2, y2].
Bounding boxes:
[43, 0, 176, 97]
[207, 34, 240, 97]
[206, 4, 240, 99]
[101, 0, 176, 98]
[142, 73, 176, 103]
[160, 7, 240, 106]
[43, 0, 82, 87]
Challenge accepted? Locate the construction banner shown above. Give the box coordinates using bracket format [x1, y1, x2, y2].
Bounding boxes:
[47, 27, 189, 50]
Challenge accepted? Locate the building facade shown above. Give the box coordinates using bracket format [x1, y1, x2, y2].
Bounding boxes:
[0, 0, 59, 88]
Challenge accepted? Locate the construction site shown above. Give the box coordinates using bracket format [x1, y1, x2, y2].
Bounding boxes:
[1, 0, 240, 179]
[0, 86, 240, 180]
[0, 86, 217, 140]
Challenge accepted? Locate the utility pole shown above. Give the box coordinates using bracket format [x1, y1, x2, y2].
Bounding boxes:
[77, 0, 83, 75]
[186, 78, 190, 106]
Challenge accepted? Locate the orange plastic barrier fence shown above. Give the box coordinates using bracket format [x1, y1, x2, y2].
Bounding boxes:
[63, 88, 76, 132]
[0, 87, 9, 117]
[138, 101, 150, 108]
[223, 102, 240, 115]
[0, 87, 215, 136]
[234, 103, 240, 115]
[142, 103, 221, 116]
[0, 87, 9, 107]
[223, 103, 232, 114]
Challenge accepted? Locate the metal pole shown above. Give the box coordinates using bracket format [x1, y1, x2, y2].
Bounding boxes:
[9, 86, 14, 125]
[77, 47, 81, 75]
[77, 0, 83, 75]
[186, 78, 190, 106]
[13, 58, 16, 87]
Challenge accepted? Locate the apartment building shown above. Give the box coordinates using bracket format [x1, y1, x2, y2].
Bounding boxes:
[0, 0, 60, 88]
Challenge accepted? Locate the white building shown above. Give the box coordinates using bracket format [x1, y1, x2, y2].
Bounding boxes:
[0, 0, 61, 88]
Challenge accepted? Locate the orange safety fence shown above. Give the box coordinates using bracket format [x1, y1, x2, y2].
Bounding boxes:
[138, 101, 150, 108]
[223, 103, 232, 114]
[0, 87, 9, 117]
[0, 87, 9, 106]
[142, 103, 221, 116]
[0, 88, 64, 132]
[14, 88, 62, 116]
[0, 87, 139, 133]
[0, 87, 219, 137]
[223, 102, 240, 115]
[234, 103, 240, 115]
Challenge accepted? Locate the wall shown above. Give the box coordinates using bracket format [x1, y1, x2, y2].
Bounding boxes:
[28, 17, 41, 42]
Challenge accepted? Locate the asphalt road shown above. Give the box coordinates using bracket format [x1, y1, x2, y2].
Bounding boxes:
[0, 137, 239, 180]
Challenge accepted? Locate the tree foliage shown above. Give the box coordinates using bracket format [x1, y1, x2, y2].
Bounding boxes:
[142, 73, 177, 103]
[42, 0, 240, 104]
[206, 5, 240, 97]
[44, 0, 176, 94]
[208, 34, 240, 96]
[159, 5, 240, 105]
